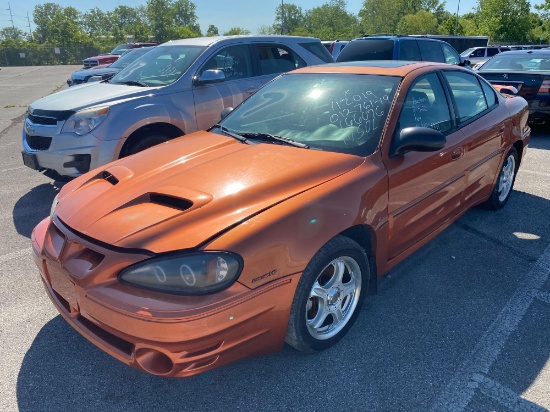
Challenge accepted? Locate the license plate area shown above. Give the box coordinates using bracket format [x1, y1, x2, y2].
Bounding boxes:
[47, 262, 78, 311]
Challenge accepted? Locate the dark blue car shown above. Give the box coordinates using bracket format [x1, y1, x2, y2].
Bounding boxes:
[67, 46, 155, 86]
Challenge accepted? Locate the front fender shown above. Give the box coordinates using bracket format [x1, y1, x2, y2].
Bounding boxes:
[204, 154, 389, 289]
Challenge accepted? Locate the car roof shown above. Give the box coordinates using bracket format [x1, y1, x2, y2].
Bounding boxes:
[288, 60, 451, 76]
[350, 36, 447, 44]
[159, 35, 320, 47]
[497, 49, 550, 55]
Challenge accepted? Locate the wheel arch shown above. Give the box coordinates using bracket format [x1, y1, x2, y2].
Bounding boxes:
[119, 122, 185, 158]
[338, 224, 378, 295]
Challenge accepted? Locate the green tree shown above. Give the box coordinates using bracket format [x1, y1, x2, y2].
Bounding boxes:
[146, 0, 200, 42]
[223, 27, 251, 35]
[0, 27, 26, 41]
[478, 0, 531, 42]
[438, 15, 465, 35]
[397, 10, 438, 34]
[80, 8, 114, 40]
[206, 24, 219, 36]
[306, 0, 358, 39]
[274, 3, 305, 35]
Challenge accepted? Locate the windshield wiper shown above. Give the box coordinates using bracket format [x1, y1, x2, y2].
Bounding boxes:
[238, 132, 309, 149]
[112, 80, 148, 87]
[211, 124, 248, 143]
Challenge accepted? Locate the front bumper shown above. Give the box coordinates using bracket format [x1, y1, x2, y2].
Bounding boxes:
[22, 118, 119, 177]
[32, 217, 298, 377]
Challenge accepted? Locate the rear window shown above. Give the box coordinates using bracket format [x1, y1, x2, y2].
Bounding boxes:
[299, 42, 334, 63]
[337, 40, 394, 62]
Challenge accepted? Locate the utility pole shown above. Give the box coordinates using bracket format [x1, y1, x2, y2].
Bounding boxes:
[454, 0, 461, 36]
[281, 0, 284, 35]
[7, 3, 15, 30]
[26, 11, 32, 37]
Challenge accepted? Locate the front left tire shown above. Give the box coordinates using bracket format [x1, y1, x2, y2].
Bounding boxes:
[285, 235, 369, 353]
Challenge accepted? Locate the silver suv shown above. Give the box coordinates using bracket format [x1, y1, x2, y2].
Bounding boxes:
[22, 35, 333, 178]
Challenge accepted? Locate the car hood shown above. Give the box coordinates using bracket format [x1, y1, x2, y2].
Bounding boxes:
[30, 83, 152, 112]
[56, 131, 364, 253]
[72, 67, 120, 80]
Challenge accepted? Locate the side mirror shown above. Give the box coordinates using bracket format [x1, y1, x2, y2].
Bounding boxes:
[220, 107, 234, 119]
[459, 57, 471, 67]
[88, 75, 103, 83]
[390, 127, 446, 157]
[195, 69, 225, 85]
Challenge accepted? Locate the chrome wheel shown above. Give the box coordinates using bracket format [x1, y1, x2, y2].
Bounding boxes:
[306, 256, 362, 340]
[497, 154, 516, 203]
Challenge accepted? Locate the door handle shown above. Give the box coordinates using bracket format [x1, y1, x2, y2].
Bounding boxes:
[451, 147, 464, 160]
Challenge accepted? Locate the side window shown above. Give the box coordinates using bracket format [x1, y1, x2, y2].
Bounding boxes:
[471, 49, 485, 58]
[199, 45, 252, 81]
[300, 42, 334, 63]
[480, 80, 498, 108]
[396, 72, 452, 135]
[399, 40, 421, 61]
[255, 45, 305, 76]
[441, 43, 460, 65]
[487, 48, 499, 57]
[443, 71, 488, 124]
[418, 41, 445, 62]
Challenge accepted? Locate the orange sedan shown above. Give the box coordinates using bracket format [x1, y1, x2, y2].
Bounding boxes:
[31, 61, 530, 377]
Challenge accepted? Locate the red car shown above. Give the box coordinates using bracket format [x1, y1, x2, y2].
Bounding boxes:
[82, 42, 158, 69]
[32, 61, 529, 377]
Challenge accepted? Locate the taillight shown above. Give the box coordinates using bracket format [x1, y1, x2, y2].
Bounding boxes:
[538, 78, 550, 93]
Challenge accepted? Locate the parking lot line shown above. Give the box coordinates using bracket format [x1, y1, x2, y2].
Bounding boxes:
[429, 244, 550, 412]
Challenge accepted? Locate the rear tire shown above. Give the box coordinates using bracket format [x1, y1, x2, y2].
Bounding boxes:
[485, 146, 518, 210]
[285, 235, 369, 353]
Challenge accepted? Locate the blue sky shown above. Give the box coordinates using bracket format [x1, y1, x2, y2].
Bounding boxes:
[1, 0, 545, 36]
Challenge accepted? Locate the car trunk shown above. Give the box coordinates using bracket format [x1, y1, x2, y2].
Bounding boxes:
[479, 72, 547, 102]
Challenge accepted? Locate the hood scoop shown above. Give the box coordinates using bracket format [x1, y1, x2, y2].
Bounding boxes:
[149, 193, 193, 211]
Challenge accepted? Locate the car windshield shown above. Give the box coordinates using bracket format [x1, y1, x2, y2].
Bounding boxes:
[110, 45, 206, 87]
[110, 45, 133, 55]
[109, 47, 153, 70]
[460, 48, 476, 57]
[481, 54, 550, 71]
[219, 73, 401, 157]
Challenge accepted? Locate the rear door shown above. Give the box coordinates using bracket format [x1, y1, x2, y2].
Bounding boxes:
[441, 70, 510, 206]
[252, 43, 306, 85]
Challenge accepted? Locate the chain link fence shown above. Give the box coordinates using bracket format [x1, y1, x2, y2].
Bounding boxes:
[0, 45, 110, 66]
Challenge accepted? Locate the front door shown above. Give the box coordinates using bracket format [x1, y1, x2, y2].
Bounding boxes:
[383, 72, 467, 260]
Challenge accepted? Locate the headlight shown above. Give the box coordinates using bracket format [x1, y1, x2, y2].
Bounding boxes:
[50, 194, 59, 219]
[61, 106, 109, 136]
[119, 252, 243, 295]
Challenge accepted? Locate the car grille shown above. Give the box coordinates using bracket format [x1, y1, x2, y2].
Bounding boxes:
[26, 135, 52, 151]
[83, 60, 98, 69]
[27, 113, 57, 125]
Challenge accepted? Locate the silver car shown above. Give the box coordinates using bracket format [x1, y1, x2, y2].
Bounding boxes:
[22, 36, 333, 178]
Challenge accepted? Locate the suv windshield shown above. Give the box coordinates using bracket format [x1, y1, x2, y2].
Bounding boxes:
[219, 73, 400, 156]
[110, 47, 153, 70]
[110, 45, 133, 55]
[460, 48, 476, 57]
[110, 45, 206, 87]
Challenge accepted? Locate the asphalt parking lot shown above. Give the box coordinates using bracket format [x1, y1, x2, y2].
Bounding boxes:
[0, 65, 549, 412]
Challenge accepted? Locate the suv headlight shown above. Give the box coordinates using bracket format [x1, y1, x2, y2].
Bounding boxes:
[119, 252, 243, 295]
[61, 106, 109, 136]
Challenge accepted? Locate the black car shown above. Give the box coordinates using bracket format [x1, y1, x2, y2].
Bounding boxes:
[477, 50, 550, 126]
[336, 36, 469, 67]
[67, 46, 155, 86]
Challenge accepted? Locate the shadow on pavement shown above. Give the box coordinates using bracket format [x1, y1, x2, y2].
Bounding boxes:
[12, 181, 64, 238]
[529, 128, 550, 150]
[16, 191, 550, 411]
